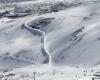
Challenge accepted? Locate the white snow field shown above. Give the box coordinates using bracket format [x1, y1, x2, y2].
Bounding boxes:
[0, 0, 100, 80]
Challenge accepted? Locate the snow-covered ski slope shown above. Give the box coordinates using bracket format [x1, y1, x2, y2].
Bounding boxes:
[0, 0, 100, 69]
[0, 0, 100, 80]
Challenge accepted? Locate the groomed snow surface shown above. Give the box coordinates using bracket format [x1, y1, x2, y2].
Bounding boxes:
[0, 0, 100, 80]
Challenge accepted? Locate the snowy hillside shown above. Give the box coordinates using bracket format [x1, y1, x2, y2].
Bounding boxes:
[0, 0, 100, 80]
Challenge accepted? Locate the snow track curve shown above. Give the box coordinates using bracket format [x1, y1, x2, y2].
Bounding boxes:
[24, 18, 52, 66]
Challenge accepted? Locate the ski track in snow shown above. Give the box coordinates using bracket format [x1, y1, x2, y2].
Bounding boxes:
[25, 18, 52, 66]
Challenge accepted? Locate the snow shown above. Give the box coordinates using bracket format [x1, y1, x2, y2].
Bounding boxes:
[0, 0, 100, 80]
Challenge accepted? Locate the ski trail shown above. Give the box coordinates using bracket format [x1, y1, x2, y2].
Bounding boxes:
[25, 19, 52, 66]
